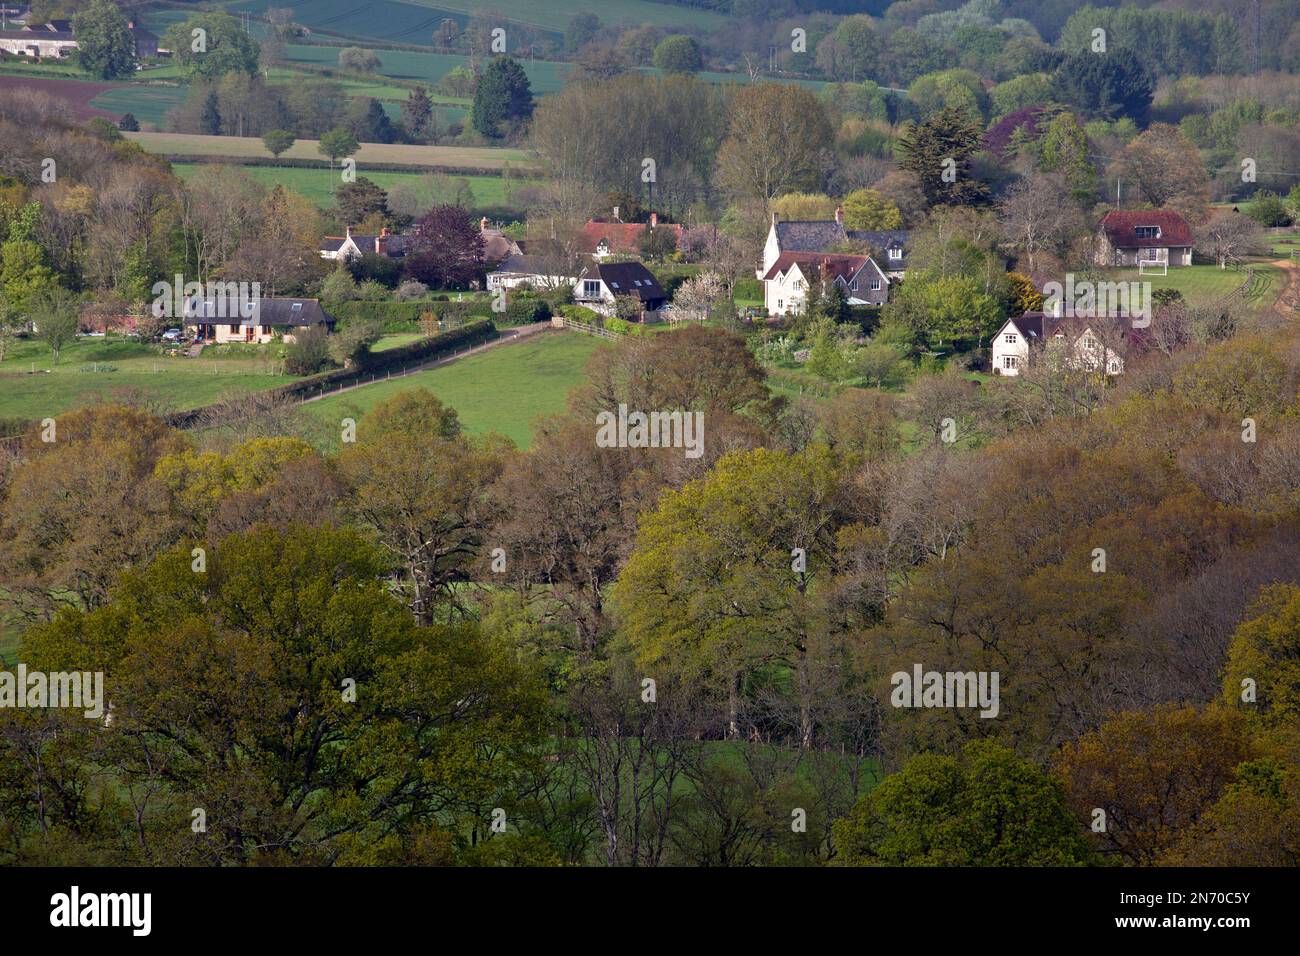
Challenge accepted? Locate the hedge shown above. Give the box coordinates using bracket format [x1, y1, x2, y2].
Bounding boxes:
[166, 320, 498, 428]
[332, 299, 495, 332]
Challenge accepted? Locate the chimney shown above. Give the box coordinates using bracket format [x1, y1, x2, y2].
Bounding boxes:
[613, 205, 620, 222]
[480, 217, 488, 231]
[834, 205, 844, 225]
[649, 212, 658, 228]
[380, 227, 390, 237]
[771, 211, 779, 227]
[345, 225, 352, 237]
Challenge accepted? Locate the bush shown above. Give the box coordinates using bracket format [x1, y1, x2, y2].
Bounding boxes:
[395, 280, 429, 300]
[505, 293, 551, 324]
[348, 252, 402, 288]
[284, 325, 334, 375]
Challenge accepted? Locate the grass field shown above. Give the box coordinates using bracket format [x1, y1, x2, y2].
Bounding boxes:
[307, 330, 598, 447]
[124, 130, 533, 170]
[169, 161, 531, 210]
[1103, 263, 1277, 308]
[89, 84, 188, 127]
[227, 0, 725, 42]
[0, 335, 294, 422]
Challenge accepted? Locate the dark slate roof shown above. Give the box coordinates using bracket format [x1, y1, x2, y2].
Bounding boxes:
[1099, 210, 1193, 249]
[776, 221, 909, 264]
[490, 253, 556, 276]
[185, 297, 333, 327]
[583, 261, 666, 302]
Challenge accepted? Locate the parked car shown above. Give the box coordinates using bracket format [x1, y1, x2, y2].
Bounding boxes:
[161, 328, 182, 342]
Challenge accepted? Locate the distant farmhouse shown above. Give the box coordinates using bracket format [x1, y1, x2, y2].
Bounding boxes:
[581, 211, 682, 260]
[574, 261, 666, 319]
[761, 207, 908, 279]
[991, 311, 1145, 378]
[320, 226, 408, 263]
[0, 10, 158, 59]
[763, 252, 890, 316]
[485, 254, 571, 292]
[184, 297, 335, 345]
[1095, 210, 1193, 268]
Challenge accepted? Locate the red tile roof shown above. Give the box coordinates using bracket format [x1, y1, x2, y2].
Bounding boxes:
[762, 251, 873, 282]
[580, 220, 682, 255]
[1099, 210, 1193, 249]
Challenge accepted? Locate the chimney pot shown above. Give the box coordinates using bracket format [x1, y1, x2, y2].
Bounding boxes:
[649, 212, 658, 228]
[834, 205, 844, 224]
[480, 217, 488, 231]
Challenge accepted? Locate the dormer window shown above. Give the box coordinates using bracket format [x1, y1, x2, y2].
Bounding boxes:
[1135, 226, 1160, 239]
[888, 247, 903, 260]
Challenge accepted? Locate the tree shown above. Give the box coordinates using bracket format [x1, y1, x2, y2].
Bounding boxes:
[716, 84, 833, 203]
[1036, 112, 1096, 203]
[834, 741, 1093, 866]
[1054, 704, 1253, 865]
[880, 270, 1002, 353]
[1194, 212, 1266, 268]
[338, 46, 381, 72]
[261, 129, 295, 162]
[1222, 584, 1300, 733]
[335, 176, 389, 225]
[347, 97, 396, 144]
[338, 389, 504, 624]
[404, 204, 485, 289]
[200, 90, 222, 135]
[564, 13, 601, 53]
[32, 288, 79, 364]
[471, 56, 533, 138]
[1050, 52, 1154, 123]
[318, 126, 359, 165]
[400, 86, 436, 143]
[12, 525, 549, 864]
[116, 112, 139, 132]
[283, 324, 331, 375]
[653, 35, 702, 74]
[896, 107, 991, 207]
[814, 15, 881, 83]
[73, 0, 136, 80]
[1245, 190, 1293, 228]
[164, 13, 261, 80]
[1119, 124, 1209, 214]
[997, 173, 1087, 274]
[842, 189, 903, 230]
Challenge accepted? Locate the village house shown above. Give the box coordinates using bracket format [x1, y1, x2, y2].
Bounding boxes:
[990, 311, 1141, 377]
[479, 217, 523, 265]
[762, 252, 890, 316]
[760, 207, 908, 279]
[1094, 209, 1193, 268]
[581, 211, 682, 260]
[0, 15, 158, 59]
[183, 297, 335, 345]
[319, 226, 408, 262]
[573, 261, 666, 319]
[486, 254, 574, 291]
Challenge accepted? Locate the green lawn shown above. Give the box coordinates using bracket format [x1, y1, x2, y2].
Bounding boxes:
[307, 330, 599, 447]
[89, 84, 187, 127]
[1103, 263, 1274, 308]
[0, 334, 294, 422]
[1266, 233, 1300, 257]
[227, 0, 724, 44]
[169, 161, 531, 211]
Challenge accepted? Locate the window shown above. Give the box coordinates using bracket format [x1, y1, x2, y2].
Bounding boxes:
[870, 279, 882, 291]
[610, 282, 620, 290]
[1005, 333, 1017, 344]
[1135, 226, 1160, 239]
[777, 299, 784, 310]
[1083, 335, 1098, 350]
[633, 279, 642, 287]
[889, 247, 903, 260]
[1004, 355, 1018, 369]
[583, 280, 600, 297]
[291, 302, 302, 313]
[261, 325, 271, 335]
[849, 279, 858, 291]
[229, 324, 238, 334]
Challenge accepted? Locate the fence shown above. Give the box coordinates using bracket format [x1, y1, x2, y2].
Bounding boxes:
[551, 316, 623, 340]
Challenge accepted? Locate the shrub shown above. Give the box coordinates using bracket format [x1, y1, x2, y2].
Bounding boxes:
[395, 280, 429, 300]
[284, 325, 334, 375]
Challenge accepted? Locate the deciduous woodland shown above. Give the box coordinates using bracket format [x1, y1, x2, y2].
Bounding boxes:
[1, 0, 1299, 868]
